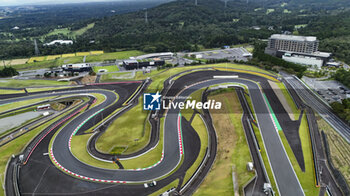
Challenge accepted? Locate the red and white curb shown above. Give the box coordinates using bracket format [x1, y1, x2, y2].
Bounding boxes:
[178, 113, 184, 155]
[50, 149, 127, 183]
[269, 113, 279, 132]
[68, 108, 104, 150]
[52, 112, 185, 182]
[87, 81, 142, 86]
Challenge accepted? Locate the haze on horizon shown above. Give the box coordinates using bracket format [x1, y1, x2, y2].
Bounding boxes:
[0, 0, 161, 6]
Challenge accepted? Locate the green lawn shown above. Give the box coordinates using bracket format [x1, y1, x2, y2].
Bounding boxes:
[44, 23, 95, 38]
[86, 50, 145, 62]
[26, 86, 76, 93]
[0, 89, 24, 94]
[266, 9, 275, 14]
[70, 117, 163, 170]
[93, 65, 119, 73]
[45, 28, 71, 37]
[8, 59, 62, 70]
[0, 79, 70, 88]
[95, 97, 150, 155]
[195, 91, 254, 195]
[279, 114, 320, 195]
[284, 9, 292, 13]
[72, 23, 95, 37]
[70, 134, 118, 169]
[119, 117, 164, 169]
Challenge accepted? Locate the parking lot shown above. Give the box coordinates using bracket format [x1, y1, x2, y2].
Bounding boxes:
[303, 76, 350, 103]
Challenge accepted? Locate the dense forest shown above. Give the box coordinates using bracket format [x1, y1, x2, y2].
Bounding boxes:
[1, 0, 350, 62]
[300, 11, 350, 64]
[330, 99, 350, 123]
[333, 69, 350, 88]
[252, 42, 307, 77]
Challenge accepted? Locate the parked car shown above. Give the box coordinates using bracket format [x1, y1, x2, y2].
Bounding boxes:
[144, 181, 157, 188]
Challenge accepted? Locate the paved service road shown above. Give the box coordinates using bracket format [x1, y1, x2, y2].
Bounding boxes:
[283, 74, 350, 143]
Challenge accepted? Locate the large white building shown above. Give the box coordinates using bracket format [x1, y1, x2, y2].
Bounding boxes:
[44, 40, 73, 46]
[265, 34, 332, 67]
[266, 34, 319, 54]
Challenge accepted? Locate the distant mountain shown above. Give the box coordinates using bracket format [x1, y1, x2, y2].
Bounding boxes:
[2, 0, 350, 60]
[79, 0, 350, 53]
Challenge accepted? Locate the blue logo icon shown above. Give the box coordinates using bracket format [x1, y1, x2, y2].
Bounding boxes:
[143, 92, 161, 110]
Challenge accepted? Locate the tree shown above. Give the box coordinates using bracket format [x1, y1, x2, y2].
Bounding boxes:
[0, 66, 19, 78]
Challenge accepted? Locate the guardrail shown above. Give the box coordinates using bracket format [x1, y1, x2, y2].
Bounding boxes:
[246, 119, 271, 186]
[304, 107, 320, 187]
[12, 163, 20, 196]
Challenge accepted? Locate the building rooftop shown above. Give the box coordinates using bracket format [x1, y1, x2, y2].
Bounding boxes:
[280, 50, 331, 58]
[270, 34, 317, 42]
[134, 52, 174, 60]
[123, 59, 138, 64]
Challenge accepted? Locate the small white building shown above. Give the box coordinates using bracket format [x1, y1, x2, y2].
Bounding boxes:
[61, 63, 92, 72]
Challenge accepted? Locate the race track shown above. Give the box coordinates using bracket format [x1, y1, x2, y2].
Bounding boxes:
[3, 71, 306, 196]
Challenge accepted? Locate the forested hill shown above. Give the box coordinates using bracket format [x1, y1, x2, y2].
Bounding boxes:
[82, 0, 266, 52]
[2, 0, 350, 60]
[81, 0, 350, 54]
[300, 10, 350, 64]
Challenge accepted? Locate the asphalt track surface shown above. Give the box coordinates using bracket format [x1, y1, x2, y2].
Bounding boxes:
[3, 70, 305, 195]
[49, 78, 302, 195]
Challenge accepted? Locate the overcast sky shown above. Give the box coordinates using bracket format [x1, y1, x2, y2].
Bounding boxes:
[0, 0, 135, 6]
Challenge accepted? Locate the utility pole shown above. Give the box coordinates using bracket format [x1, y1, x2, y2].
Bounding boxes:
[195, 0, 198, 6]
[34, 39, 40, 56]
[224, 0, 228, 8]
[144, 8, 148, 23]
